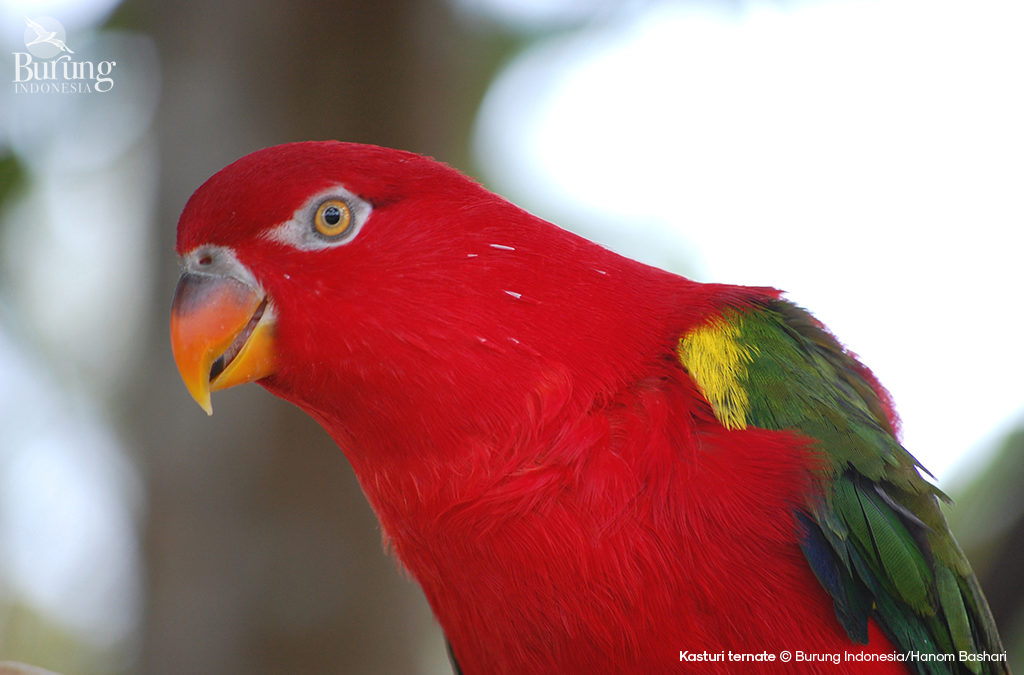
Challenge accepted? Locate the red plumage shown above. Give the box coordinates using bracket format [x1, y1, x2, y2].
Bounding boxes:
[174, 142, 948, 673]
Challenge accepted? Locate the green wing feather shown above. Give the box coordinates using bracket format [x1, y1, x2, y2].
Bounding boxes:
[678, 299, 1007, 674]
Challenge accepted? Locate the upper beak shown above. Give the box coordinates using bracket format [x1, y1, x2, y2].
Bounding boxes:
[170, 250, 277, 415]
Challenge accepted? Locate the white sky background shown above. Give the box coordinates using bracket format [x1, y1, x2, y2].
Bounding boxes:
[471, 0, 1024, 487]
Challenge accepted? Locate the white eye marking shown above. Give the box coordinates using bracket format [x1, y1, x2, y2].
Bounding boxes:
[263, 184, 373, 251]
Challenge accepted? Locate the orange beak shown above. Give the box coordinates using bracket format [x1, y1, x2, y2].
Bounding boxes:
[170, 270, 277, 415]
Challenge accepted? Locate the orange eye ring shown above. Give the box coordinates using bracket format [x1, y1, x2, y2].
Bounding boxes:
[314, 199, 353, 238]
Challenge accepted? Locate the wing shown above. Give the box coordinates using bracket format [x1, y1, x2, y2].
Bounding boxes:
[677, 298, 1006, 674]
[24, 16, 46, 34]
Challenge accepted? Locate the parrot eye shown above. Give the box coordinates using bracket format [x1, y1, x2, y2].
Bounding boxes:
[264, 185, 371, 251]
[314, 199, 353, 239]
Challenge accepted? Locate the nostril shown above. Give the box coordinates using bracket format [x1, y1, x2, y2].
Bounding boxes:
[198, 254, 213, 266]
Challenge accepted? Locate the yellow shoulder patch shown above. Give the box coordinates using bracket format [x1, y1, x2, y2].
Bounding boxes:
[677, 316, 756, 430]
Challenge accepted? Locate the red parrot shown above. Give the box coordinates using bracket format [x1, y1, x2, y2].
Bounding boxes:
[170, 142, 1006, 674]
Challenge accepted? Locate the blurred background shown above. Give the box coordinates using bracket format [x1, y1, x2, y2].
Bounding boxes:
[0, 0, 1021, 672]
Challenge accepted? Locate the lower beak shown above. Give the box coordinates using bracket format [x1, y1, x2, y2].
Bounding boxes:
[170, 272, 277, 415]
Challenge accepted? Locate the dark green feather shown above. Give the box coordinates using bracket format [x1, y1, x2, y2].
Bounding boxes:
[936, 562, 979, 671]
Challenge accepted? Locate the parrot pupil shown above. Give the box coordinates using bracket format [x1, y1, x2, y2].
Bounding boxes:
[324, 206, 341, 225]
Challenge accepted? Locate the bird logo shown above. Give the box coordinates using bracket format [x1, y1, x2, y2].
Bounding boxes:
[23, 16, 74, 59]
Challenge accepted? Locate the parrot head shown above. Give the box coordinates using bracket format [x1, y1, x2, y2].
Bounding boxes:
[172, 141, 517, 417]
[172, 141, 425, 415]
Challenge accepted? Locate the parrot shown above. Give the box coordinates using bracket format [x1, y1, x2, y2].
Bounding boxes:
[169, 141, 1007, 674]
